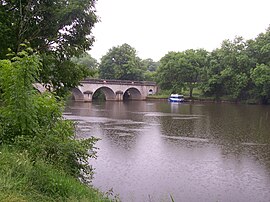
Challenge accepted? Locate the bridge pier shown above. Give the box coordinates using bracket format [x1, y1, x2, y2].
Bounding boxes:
[115, 91, 124, 101]
[83, 91, 93, 102]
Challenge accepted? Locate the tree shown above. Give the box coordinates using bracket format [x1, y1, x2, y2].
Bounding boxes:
[141, 58, 159, 72]
[99, 43, 144, 80]
[180, 49, 208, 97]
[201, 37, 252, 100]
[156, 51, 183, 92]
[250, 64, 270, 104]
[157, 49, 208, 97]
[71, 52, 99, 78]
[247, 26, 270, 66]
[72, 53, 98, 69]
[0, 0, 98, 96]
[141, 58, 159, 81]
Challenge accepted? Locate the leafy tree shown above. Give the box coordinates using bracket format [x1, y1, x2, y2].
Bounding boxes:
[71, 52, 99, 78]
[201, 37, 252, 100]
[157, 49, 208, 97]
[141, 58, 159, 81]
[250, 64, 270, 103]
[180, 49, 208, 97]
[156, 51, 183, 92]
[99, 43, 144, 80]
[72, 52, 98, 69]
[141, 58, 159, 72]
[0, 0, 98, 96]
[247, 26, 270, 66]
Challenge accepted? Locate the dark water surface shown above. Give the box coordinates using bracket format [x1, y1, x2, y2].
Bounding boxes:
[64, 101, 270, 202]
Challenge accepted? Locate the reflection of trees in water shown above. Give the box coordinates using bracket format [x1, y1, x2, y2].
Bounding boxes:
[203, 104, 270, 144]
[102, 126, 138, 152]
[197, 104, 270, 175]
[157, 104, 203, 138]
[156, 103, 270, 169]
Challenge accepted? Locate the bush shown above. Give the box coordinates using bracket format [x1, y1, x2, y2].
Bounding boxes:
[0, 47, 97, 182]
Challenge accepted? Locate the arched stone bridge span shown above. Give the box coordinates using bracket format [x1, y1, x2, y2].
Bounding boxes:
[72, 79, 158, 102]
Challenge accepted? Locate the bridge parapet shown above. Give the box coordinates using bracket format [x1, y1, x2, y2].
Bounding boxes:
[81, 78, 156, 86]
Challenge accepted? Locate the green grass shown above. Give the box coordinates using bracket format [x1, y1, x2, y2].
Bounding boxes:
[0, 146, 112, 202]
[182, 88, 202, 98]
[147, 88, 204, 99]
[147, 94, 168, 99]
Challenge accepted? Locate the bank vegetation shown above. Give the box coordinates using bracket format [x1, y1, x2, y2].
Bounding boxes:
[0, 49, 112, 201]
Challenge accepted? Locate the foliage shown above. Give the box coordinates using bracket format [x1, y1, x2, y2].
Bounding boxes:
[72, 52, 99, 69]
[0, 50, 97, 182]
[247, 26, 270, 66]
[40, 53, 92, 97]
[99, 43, 144, 80]
[0, 0, 98, 96]
[71, 52, 99, 78]
[0, 146, 111, 202]
[155, 26, 270, 103]
[199, 30, 270, 102]
[0, 47, 41, 142]
[250, 64, 270, 103]
[156, 49, 208, 97]
[141, 58, 159, 81]
[0, 0, 97, 58]
[201, 37, 252, 100]
[156, 51, 182, 92]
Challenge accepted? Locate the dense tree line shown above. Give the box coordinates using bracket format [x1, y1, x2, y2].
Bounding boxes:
[156, 27, 270, 104]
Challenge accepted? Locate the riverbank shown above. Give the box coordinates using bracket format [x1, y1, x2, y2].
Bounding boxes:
[146, 95, 262, 104]
[0, 146, 112, 202]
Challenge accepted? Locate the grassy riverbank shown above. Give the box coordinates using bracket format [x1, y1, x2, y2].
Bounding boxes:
[0, 146, 111, 202]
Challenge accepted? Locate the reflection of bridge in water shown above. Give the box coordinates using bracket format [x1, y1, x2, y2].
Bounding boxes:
[72, 79, 158, 102]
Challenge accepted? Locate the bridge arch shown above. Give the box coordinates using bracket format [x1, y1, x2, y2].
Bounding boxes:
[72, 88, 84, 101]
[123, 87, 142, 100]
[93, 86, 115, 101]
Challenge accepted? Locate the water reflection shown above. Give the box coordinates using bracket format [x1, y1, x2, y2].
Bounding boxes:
[65, 101, 270, 202]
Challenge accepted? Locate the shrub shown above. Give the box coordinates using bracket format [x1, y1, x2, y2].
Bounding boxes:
[0, 47, 97, 181]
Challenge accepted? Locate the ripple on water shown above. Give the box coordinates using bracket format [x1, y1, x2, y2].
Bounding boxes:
[161, 135, 209, 143]
[172, 116, 200, 120]
[241, 142, 268, 146]
[63, 115, 112, 123]
[117, 133, 134, 137]
[144, 112, 203, 117]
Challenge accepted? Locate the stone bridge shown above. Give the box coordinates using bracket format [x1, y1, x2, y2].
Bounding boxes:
[72, 79, 158, 102]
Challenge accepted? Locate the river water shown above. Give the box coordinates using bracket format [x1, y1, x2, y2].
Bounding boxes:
[64, 101, 270, 202]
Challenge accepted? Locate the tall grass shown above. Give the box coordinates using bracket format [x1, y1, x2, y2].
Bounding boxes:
[0, 146, 111, 202]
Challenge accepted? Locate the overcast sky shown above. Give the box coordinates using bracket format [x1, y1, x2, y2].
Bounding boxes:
[89, 0, 270, 61]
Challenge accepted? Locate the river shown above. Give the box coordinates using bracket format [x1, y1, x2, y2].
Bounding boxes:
[64, 101, 270, 202]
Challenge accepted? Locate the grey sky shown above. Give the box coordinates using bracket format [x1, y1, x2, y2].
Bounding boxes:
[89, 0, 270, 61]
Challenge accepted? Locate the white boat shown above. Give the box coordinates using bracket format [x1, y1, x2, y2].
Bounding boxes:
[168, 94, 184, 102]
